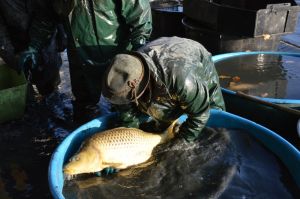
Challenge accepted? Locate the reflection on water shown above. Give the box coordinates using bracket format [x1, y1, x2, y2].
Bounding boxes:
[63, 128, 300, 199]
[216, 54, 300, 99]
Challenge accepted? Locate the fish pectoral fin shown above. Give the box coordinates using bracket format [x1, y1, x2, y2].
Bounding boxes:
[102, 162, 125, 169]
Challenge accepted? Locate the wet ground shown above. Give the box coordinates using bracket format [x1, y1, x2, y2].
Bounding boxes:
[0, 53, 75, 199]
[1, 3, 300, 198]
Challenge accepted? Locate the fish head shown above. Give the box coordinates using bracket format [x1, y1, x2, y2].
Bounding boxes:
[63, 147, 102, 176]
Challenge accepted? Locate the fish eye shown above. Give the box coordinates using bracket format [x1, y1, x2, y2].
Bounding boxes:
[70, 155, 80, 162]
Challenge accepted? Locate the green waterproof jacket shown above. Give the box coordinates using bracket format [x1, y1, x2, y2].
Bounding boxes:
[120, 37, 225, 142]
[33, 0, 152, 65]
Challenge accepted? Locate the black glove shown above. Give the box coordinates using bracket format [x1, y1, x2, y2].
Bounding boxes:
[18, 47, 39, 73]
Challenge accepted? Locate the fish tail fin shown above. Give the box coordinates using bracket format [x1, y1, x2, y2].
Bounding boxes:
[161, 119, 179, 142]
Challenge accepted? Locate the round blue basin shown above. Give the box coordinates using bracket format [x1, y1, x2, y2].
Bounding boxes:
[48, 110, 300, 199]
[212, 51, 300, 106]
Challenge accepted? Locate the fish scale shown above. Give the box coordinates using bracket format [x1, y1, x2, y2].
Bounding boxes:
[63, 122, 177, 177]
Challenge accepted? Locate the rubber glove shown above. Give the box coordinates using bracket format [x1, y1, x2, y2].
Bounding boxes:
[18, 46, 39, 72]
[95, 167, 119, 176]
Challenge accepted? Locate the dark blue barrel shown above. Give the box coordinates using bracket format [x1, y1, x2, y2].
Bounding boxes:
[150, 0, 184, 39]
[48, 110, 300, 199]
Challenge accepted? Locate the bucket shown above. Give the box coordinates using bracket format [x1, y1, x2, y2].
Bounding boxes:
[212, 51, 300, 149]
[48, 110, 300, 199]
[0, 61, 27, 123]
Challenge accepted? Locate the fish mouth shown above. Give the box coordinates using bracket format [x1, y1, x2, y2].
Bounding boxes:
[64, 173, 77, 181]
[63, 168, 77, 175]
[63, 168, 78, 180]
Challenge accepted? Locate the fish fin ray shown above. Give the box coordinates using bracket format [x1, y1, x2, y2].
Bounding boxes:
[102, 162, 125, 169]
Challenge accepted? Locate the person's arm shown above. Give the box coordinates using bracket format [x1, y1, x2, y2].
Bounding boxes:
[175, 75, 211, 142]
[0, 14, 17, 69]
[114, 103, 148, 128]
[121, 0, 152, 50]
[18, 0, 58, 70]
[29, 1, 57, 51]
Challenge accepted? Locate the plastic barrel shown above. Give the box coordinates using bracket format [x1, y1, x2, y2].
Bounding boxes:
[150, 0, 184, 39]
[48, 110, 300, 199]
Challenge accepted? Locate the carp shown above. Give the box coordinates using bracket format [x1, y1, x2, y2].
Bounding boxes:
[63, 120, 178, 178]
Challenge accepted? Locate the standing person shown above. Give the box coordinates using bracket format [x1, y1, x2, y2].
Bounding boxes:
[0, 0, 64, 97]
[22, 0, 152, 124]
[102, 37, 225, 142]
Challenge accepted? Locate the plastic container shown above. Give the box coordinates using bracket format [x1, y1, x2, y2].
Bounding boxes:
[150, 0, 185, 39]
[212, 51, 300, 149]
[0, 62, 27, 123]
[48, 110, 300, 199]
[183, 0, 300, 37]
[212, 51, 300, 105]
[182, 17, 282, 55]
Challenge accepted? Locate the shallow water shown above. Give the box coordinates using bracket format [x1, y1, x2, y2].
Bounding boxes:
[216, 54, 300, 99]
[63, 128, 300, 199]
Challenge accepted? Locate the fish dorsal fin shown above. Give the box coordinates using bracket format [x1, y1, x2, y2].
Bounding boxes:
[102, 162, 124, 169]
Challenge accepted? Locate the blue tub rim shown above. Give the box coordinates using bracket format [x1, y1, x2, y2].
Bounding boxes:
[212, 51, 300, 105]
[48, 110, 300, 199]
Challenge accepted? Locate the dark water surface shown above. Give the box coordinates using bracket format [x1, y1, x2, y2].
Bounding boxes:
[63, 128, 300, 199]
[216, 54, 300, 99]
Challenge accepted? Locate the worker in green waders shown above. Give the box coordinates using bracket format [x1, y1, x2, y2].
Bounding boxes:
[19, 0, 152, 124]
[102, 37, 225, 143]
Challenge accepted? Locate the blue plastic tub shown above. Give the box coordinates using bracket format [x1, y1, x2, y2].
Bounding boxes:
[212, 51, 300, 106]
[48, 110, 300, 199]
[212, 51, 300, 149]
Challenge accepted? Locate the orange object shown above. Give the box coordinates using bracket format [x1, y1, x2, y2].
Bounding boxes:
[232, 76, 241, 82]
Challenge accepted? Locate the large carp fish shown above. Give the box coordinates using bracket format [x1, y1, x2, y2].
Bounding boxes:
[63, 120, 178, 178]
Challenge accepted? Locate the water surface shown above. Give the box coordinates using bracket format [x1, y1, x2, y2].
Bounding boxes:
[63, 128, 299, 199]
[216, 54, 300, 99]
